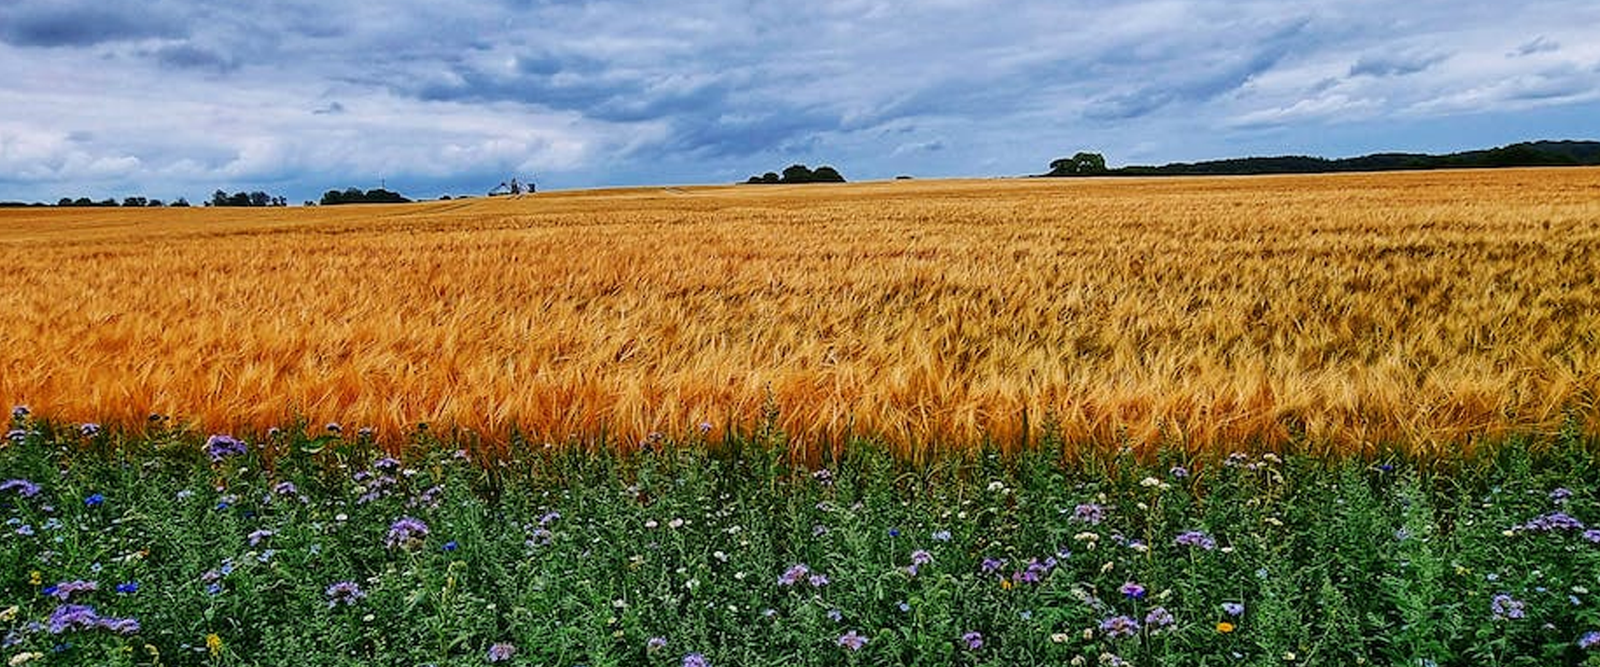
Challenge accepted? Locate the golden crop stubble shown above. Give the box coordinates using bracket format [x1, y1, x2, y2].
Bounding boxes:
[1, 169, 1598, 458]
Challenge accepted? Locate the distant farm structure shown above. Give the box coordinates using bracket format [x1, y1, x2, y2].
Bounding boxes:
[489, 177, 535, 197]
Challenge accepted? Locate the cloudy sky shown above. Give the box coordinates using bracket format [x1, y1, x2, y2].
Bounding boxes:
[2, 0, 1597, 203]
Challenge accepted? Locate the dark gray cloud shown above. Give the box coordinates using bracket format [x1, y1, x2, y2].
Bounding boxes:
[0, 3, 183, 47]
[1512, 36, 1560, 56]
[1349, 51, 1447, 77]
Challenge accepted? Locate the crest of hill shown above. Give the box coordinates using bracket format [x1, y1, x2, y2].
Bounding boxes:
[1042, 140, 1600, 177]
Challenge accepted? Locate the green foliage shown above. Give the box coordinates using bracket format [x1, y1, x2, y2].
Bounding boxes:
[745, 164, 847, 184]
[319, 188, 412, 206]
[1048, 152, 1108, 176]
[2, 419, 1599, 666]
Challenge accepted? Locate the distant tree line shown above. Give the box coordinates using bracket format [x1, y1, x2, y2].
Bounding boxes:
[209, 190, 287, 207]
[1041, 141, 1600, 178]
[318, 187, 411, 206]
[745, 164, 846, 184]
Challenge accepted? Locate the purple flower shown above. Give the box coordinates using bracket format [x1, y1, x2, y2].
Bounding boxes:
[0, 479, 41, 498]
[1119, 582, 1146, 600]
[683, 652, 709, 667]
[96, 617, 140, 634]
[1517, 511, 1585, 533]
[808, 574, 830, 587]
[1222, 602, 1245, 617]
[44, 580, 98, 601]
[79, 423, 101, 437]
[203, 435, 248, 463]
[1551, 487, 1574, 503]
[961, 631, 983, 650]
[910, 549, 933, 566]
[1169, 466, 1189, 478]
[1099, 615, 1140, 638]
[247, 529, 274, 547]
[47, 605, 100, 634]
[386, 517, 430, 549]
[325, 581, 366, 607]
[980, 558, 1006, 574]
[837, 630, 868, 651]
[777, 563, 810, 587]
[1073, 503, 1106, 524]
[486, 642, 516, 662]
[1144, 607, 1175, 629]
[11, 405, 29, 420]
[272, 481, 299, 496]
[1580, 631, 1600, 650]
[647, 637, 668, 652]
[5, 429, 27, 443]
[1492, 594, 1526, 620]
[1584, 530, 1600, 544]
[1175, 530, 1217, 550]
[812, 468, 834, 485]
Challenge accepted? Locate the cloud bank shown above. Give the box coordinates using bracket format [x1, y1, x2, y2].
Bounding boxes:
[2, 0, 1598, 201]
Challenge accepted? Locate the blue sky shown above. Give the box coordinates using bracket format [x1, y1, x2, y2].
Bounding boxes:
[1, 0, 1597, 203]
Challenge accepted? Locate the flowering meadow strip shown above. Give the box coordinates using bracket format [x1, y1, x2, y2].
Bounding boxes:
[2, 422, 1600, 664]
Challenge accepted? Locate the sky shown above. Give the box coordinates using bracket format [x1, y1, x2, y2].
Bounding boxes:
[1, 0, 1598, 203]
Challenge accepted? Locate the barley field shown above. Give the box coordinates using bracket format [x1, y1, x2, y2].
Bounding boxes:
[2, 169, 1598, 458]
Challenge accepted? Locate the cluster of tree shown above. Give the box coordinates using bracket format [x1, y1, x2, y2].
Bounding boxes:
[37, 196, 190, 207]
[209, 190, 287, 207]
[317, 187, 411, 206]
[1042, 141, 1600, 178]
[744, 164, 846, 184]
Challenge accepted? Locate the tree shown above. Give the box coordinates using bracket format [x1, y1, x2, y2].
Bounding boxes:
[147, 199, 164, 207]
[171, 197, 190, 207]
[1048, 152, 1108, 176]
[781, 164, 816, 183]
[810, 166, 845, 183]
[123, 197, 148, 208]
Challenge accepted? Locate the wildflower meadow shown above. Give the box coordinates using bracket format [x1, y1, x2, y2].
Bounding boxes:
[4, 410, 1600, 666]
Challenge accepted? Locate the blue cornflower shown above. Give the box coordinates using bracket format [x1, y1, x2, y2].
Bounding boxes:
[1119, 582, 1146, 599]
[1222, 602, 1245, 617]
[683, 652, 709, 667]
[84, 493, 104, 507]
[1580, 631, 1600, 650]
[115, 582, 138, 595]
[961, 631, 983, 650]
[931, 530, 952, 541]
[443, 540, 459, 552]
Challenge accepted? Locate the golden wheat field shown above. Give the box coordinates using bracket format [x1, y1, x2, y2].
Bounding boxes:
[2, 168, 1599, 459]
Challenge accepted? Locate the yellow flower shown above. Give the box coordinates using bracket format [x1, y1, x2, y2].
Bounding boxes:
[1216, 622, 1236, 633]
[9, 652, 44, 666]
[28, 571, 41, 586]
[206, 632, 224, 657]
[0, 606, 17, 622]
[1000, 579, 1013, 590]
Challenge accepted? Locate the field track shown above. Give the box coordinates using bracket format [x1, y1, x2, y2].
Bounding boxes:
[3, 169, 1599, 458]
